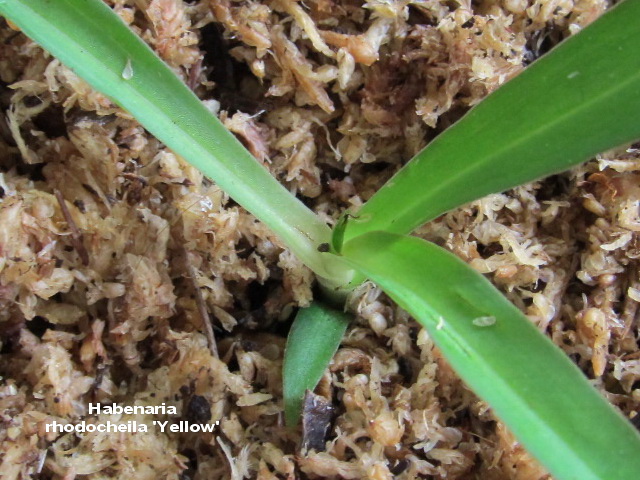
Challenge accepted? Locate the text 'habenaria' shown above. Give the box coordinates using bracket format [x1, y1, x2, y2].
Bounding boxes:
[88, 403, 178, 415]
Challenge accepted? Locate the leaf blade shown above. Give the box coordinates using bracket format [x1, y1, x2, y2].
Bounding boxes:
[342, 0, 640, 244]
[341, 231, 640, 480]
[283, 301, 349, 426]
[0, 0, 349, 281]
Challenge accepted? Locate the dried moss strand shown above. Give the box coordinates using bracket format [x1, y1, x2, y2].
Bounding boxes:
[186, 256, 218, 358]
[54, 189, 89, 266]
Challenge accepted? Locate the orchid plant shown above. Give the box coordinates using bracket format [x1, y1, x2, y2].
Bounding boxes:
[2, 0, 640, 478]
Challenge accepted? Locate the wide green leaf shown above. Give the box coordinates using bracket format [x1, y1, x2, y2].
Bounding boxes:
[0, 0, 355, 284]
[340, 231, 640, 480]
[283, 301, 349, 426]
[341, 0, 640, 244]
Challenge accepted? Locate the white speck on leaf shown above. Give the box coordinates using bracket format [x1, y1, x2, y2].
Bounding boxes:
[567, 71, 579, 79]
[122, 58, 133, 80]
[436, 316, 445, 330]
[473, 316, 496, 327]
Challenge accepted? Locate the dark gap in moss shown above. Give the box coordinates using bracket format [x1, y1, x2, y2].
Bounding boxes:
[22, 95, 42, 108]
[138, 335, 160, 369]
[397, 356, 414, 383]
[269, 305, 296, 339]
[0, 334, 15, 354]
[390, 458, 411, 475]
[435, 104, 469, 133]
[16, 161, 46, 182]
[476, 242, 502, 258]
[537, 173, 571, 201]
[32, 103, 68, 139]
[178, 448, 198, 480]
[245, 279, 271, 313]
[524, 24, 562, 65]
[200, 22, 266, 114]
[26, 315, 56, 338]
[530, 280, 547, 294]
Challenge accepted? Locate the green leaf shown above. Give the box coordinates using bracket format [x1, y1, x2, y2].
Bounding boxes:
[340, 231, 640, 480]
[283, 301, 349, 426]
[341, 0, 640, 245]
[0, 0, 354, 285]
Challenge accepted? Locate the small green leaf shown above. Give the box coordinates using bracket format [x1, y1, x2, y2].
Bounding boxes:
[331, 213, 349, 254]
[343, 0, 640, 243]
[340, 231, 640, 480]
[283, 301, 349, 426]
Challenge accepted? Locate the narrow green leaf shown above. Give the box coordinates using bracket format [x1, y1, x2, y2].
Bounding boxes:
[0, 0, 354, 284]
[341, 0, 640, 245]
[331, 213, 349, 255]
[283, 301, 349, 426]
[340, 231, 640, 480]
